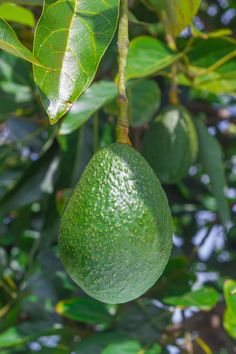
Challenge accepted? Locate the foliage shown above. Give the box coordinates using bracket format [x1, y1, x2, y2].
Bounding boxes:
[0, 0, 236, 353]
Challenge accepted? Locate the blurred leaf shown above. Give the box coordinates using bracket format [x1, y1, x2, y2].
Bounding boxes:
[59, 81, 117, 135]
[150, 256, 196, 299]
[33, 0, 119, 123]
[55, 297, 112, 326]
[0, 0, 42, 5]
[102, 341, 162, 354]
[0, 322, 63, 348]
[102, 340, 141, 354]
[118, 300, 171, 342]
[191, 27, 233, 39]
[0, 3, 35, 27]
[126, 36, 181, 80]
[224, 280, 236, 339]
[1, 145, 58, 212]
[144, 0, 201, 36]
[75, 331, 129, 354]
[128, 80, 161, 126]
[182, 37, 236, 95]
[164, 287, 219, 310]
[0, 19, 46, 66]
[194, 119, 231, 225]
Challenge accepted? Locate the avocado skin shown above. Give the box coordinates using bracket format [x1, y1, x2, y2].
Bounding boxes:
[59, 143, 173, 304]
[142, 105, 198, 184]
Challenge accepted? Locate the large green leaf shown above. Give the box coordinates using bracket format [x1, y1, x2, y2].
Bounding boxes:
[59, 81, 117, 135]
[164, 287, 219, 310]
[55, 297, 112, 326]
[126, 36, 181, 80]
[0, 3, 35, 27]
[0, 19, 45, 66]
[224, 280, 236, 339]
[194, 119, 231, 225]
[33, 0, 119, 124]
[143, 0, 201, 36]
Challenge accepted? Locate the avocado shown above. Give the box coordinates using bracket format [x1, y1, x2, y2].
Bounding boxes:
[142, 105, 198, 184]
[59, 143, 173, 304]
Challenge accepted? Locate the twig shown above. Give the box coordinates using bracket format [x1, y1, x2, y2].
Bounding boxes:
[116, 0, 131, 145]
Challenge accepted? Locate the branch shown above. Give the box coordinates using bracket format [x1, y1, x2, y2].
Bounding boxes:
[116, 0, 131, 145]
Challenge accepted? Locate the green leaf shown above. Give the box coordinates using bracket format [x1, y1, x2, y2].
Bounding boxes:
[164, 286, 219, 311]
[224, 280, 236, 339]
[144, 0, 201, 36]
[33, 0, 119, 124]
[0, 19, 46, 66]
[0, 323, 63, 349]
[55, 297, 112, 326]
[150, 256, 196, 299]
[75, 331, 129, 354]
[102, 340, 141, 354]
[0, 0, 42, 5]
[126, 36, 181, 80]
[59, 81, 117, 135]
[0, 145, 58, 212]
[102, 341, 162, 354]
[181, 37, 236, 95]
[194, 119, 231, 225]
[0, 3, 35, 27]
[128, 80, 161, 126]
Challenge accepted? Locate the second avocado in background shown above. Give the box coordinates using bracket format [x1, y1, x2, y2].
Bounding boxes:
[142, 105, 198, 184]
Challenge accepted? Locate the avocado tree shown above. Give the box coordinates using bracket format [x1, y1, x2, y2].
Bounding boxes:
[0, 0, 236, 353]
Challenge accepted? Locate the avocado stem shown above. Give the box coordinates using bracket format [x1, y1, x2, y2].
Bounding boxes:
[116, 0, 131, 145]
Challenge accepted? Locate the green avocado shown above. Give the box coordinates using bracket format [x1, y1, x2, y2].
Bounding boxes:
[59, 143, 173, 304]
[142, 105, 198, 184]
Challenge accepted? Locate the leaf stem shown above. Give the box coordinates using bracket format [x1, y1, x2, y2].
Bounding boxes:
[116, 0, 131, 145]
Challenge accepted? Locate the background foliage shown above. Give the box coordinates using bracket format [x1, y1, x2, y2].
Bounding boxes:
[0, 0, 236, 353]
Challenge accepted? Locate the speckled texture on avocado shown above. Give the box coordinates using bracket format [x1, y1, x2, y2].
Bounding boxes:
[59, 143, 173, 304]
[142, 105, 198, 184]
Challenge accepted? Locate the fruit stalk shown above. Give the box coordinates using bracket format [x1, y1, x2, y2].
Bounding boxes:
[116, 0, 131, 145]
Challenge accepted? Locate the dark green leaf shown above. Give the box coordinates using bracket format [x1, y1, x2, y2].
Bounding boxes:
[59, 81, 117, 135]
[33, 0, 119, 124]
[55, 297, 112, 326]
[0, 3, 35, 27]
[75, 331, 129, 354]
[128, 80, 161, 126]
[150, 256, 196, 299]
[1, 145, 58, 212]
[0, 19, 45, 66]
[164, 287, 219, 310]
[126, 36, 181, 80]
[194, 119, 231, 225]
